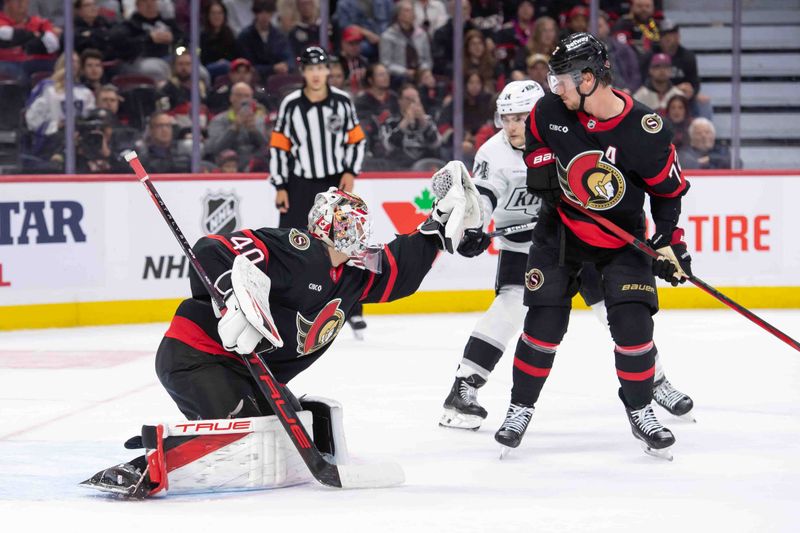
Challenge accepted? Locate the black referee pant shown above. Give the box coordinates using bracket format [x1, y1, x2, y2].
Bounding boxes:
[279, 174, 342, 229]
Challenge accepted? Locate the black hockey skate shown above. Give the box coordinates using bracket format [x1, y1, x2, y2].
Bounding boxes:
[620, 390, 675, 461]
[347, 314, 367, 340]
[439, 375, 488, 430]
[494, 402, 534, 458]
[79, 462, 152, 499]
[653, 377, 696, 422]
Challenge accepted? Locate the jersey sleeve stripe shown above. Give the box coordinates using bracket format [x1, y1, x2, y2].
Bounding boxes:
[358, 271, 376, 302]
[641, 144, 676, 187]
[165, 315, 230, 356]
[528, 102, 543, 143]
[269, 131, 292, 151]
[379, 246, 399, 303]
[206, 234, 238, 255]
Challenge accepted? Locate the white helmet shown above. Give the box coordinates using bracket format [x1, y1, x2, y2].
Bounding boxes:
[494, 80, 545, 127]
[308, 187, 382, 272]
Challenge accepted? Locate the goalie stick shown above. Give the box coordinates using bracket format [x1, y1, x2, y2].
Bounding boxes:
[124, 151, 404, 489]
[571, 202, 800, 352]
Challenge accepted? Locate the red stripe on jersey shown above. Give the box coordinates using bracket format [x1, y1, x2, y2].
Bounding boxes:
[359, 271, 376, 301]
[206, 234, 238, 255]
[379, 247, 398, 303]
[528, 102, 543, 142]
[241, 229, 269, 266]
[557, 206, 627, 248]
[577, 89, 633, 132]
[522, 332, 559, 350]
[642, 144, 676, 187]
[514, 357, 551, 377]
[616, 366, 656, 381]
[165, 433, 249, 472]
[165, 315, 231, 357]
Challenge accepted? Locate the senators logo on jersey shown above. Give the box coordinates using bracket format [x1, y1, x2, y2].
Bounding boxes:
[296, 299, 346, 356]
[557, 150, 626, 211]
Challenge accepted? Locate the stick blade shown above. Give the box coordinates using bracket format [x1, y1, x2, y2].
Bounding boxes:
[336, 462, 405, 489]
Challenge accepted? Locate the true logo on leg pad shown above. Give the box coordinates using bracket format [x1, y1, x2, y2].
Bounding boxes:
[525, 268, 544, 291]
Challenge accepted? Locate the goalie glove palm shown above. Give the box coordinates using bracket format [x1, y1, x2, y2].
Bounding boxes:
[419, 160, 481, 253]
[218, 294, 265, 354]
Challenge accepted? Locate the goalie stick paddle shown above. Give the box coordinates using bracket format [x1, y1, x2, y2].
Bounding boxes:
[487, 221, 537, 238]
[125, 151, 404, 489]
[570, 203, 800, 352]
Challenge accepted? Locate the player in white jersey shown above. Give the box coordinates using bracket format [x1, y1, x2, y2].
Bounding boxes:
[440, 81, 695, 430]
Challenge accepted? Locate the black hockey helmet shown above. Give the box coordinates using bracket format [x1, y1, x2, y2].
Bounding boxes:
[549, 32, 610, 79]
[299, 46, 329, 67]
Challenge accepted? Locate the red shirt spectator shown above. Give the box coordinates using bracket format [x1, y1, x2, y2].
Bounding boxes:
[0, 0, 60, 63]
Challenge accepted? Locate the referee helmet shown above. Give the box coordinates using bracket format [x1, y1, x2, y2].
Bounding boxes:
[299, 46, 329, 67]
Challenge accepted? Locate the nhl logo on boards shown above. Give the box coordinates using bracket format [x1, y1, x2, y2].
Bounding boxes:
[326, 114, 344, 134]
[289, 228, 310, 250]
[556, 150, 626, 211]
[202, 191, 240, 235]
[641, 113, 663, 134]
[296, 299, 346, 356]
[525, 268, 544, 291]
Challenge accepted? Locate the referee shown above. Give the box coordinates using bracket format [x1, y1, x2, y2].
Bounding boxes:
[269, 46, 366, 228]
[269, 46, 369, 337]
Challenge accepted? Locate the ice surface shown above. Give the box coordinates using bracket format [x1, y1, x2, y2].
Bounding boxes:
[1, 310, 798, 532]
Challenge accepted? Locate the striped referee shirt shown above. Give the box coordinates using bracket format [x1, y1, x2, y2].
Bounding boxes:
[269, 86, 366, 187]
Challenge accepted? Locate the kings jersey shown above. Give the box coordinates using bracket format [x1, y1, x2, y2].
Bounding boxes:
[525, 90, 689, 249]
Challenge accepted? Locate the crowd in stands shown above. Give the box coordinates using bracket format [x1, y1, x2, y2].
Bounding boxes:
[0, 0, 732, 174]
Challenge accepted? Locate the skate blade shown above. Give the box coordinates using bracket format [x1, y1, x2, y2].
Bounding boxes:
[439, 409, 483, 431]
[352, 329, 365, 341]
[78, 478, 140, 498]
[499, 446, 513, 460]
[640, 442, 674, 462]
[677, 410, 697, 423]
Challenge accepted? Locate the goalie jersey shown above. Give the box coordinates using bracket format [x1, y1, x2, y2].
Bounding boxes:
[164, 228, 439, 383]
[472, 131, 541, 253]
[526, 90, 689, 249]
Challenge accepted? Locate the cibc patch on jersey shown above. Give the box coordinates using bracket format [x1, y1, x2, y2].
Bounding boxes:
[296, 299, 346, 356]
[557, 150, 626, 211]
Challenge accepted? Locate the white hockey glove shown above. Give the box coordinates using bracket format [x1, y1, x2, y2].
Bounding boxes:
[418, 160, 482, 253]
[217, 255, 284, 355]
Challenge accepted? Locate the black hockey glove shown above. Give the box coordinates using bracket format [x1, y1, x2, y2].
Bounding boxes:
[648, 228, 692, 286]
[457, 227, 492, 258]
[525, 157, 561, 204]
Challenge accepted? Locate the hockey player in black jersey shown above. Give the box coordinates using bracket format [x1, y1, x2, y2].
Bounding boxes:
[494, 33, 692, 460]
[81, 163, 482, 497]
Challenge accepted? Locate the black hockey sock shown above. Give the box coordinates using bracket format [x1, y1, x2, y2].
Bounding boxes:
[463, 336, 504, 374]
[615, 343, 656, 408]
[510, 332, 558, 407]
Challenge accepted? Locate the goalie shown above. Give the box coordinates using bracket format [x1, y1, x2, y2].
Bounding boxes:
[81, 164, 481, 498]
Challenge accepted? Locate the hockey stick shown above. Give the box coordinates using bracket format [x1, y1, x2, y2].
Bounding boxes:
[570, 203, 800, 352]
[487, 221, 536, 238]
[125, 151, 404, 488]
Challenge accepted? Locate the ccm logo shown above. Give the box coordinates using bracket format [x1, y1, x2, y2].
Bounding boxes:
[549, 124, 569, 133]
[173, 420, 252, 433]
[308, 283, 322, 292]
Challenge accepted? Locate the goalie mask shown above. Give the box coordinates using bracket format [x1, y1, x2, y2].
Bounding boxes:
[308, 187, 383, 273]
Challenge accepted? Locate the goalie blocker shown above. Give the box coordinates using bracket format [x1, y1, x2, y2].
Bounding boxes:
[81, 397, 352, 498]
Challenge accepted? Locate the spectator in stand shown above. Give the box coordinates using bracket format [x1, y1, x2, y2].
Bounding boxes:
[222, 0, 253, 35]
[76, 107, 128, 173]
[432, 0, 475, 76]
[110, 0, 184, 84]
[525, 53, 550, 90]
[334, 0, 393, 61]
[74, 0, 112, 56]
[0, 0, 60, 83]
[470, 0, 504, 37]
[439, 70, 493, 165]
[236, 0, 291, 80]
[159, 50, 208, 129]
[79, 48, 105, 93]
[560, 5, 589, 40]
[380, 83, 441, 169]
[679, 118, 734, 170]
[509, 68, 526, 81]
[24, 52, 95, 163]
[120, 0, 175, 19]
[633, 53, 685, 114]
[137, 110, 190, 172]
[328, 57, 347, 92]
[214, 148, 240, 173]
[201, 0, 237, 81]
[288, 0, 321, 63]
[96, 84, 122, 115]
[416, 67, 450, 120]
[379, 0, 432, 87]
[414, 0, 448, 37]
[354, 62, 398, 157]
[28, 0, 65, 27]
[597, 9, 641, 93]
[494, 0, 535, 73]
[207, 56, 266, 114]
[612, 0, 660, 58]
[95, 83, 144, 154]
[515, 16, 557, 70]
[464, 29, 500, 93]
[339, 26, 368, 94]
[205, 81, 269, 172]
[665, 93, 691, 150]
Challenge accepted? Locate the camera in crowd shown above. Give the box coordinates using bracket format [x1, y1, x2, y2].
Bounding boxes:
[77, 108, 113, 160]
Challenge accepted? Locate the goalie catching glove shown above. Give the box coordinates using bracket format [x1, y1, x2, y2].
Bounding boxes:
[648, 228, 692, 286]
[418, 160, 482, 253]
[217, 255, 284, 354]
